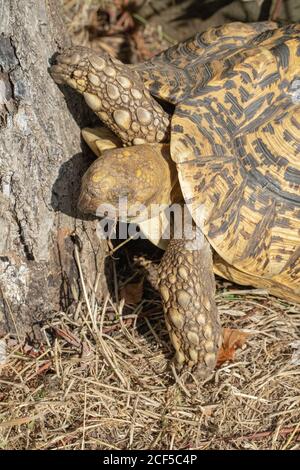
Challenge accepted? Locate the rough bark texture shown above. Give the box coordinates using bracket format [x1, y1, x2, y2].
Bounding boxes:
[0, 0, 107, 336]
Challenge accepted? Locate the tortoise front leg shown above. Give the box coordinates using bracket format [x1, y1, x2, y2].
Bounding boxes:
[50, 47, 170, 146]
[158, 232, 221, 378]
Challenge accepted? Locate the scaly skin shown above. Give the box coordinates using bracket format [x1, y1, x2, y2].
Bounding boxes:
[50, 22, 300, 379]
[79, 126, 221, 378]
[50, 45, 222, 380]
[159, 232, 221, 377]
[50, 47, 170, 146]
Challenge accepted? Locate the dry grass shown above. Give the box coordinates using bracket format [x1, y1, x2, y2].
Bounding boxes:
[62, 0, 171, 61]
[0, 244, 299, 450]
[2, 0, 298, 451]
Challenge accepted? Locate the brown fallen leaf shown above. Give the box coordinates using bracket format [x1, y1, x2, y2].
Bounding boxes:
[217, 328, 249, 367]
[53, 326, 82, 349]
[26, 360, 52, 381]
[120, 278, 144, 305]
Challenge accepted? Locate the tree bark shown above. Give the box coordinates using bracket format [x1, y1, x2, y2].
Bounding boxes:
[0, 0, 107, 336]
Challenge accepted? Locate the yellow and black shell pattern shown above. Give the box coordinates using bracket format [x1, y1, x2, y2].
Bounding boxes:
[137, 22, 300, 302]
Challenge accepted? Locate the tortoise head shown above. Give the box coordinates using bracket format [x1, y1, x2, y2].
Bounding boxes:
[78, 143, 177, 223]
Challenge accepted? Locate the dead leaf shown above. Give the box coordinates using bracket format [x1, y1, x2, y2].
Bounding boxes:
[120, 278, 144, 305]
[53, 326, 81, 349]
[217, 328, 249, 367]
[22, 342, 45, 358]
[26, 360, 52, 381]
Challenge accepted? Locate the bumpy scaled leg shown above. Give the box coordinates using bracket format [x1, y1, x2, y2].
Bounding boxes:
[158, 231, 221, 378]
[50, 47, 170, 146]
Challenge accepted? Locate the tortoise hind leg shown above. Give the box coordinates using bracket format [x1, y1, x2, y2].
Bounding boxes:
[158, 231, 221, 378]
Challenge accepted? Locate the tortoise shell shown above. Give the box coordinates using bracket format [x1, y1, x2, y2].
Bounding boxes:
[135, 22, 300, 302]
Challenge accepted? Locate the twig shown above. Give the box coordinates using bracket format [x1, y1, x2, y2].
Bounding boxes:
[225, 426, 300, 443]
[0, 286, 21, 343]
[74, 245, 94, 324]
[81, 384, 87, 450]
[271, 0, 282, 21]
[108, 234, 138, 255]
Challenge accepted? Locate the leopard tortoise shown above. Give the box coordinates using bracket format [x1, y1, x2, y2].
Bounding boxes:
[50, 21, 300, 378]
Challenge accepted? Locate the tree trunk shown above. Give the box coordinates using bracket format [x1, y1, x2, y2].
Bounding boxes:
[0, 0, 107, 336]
